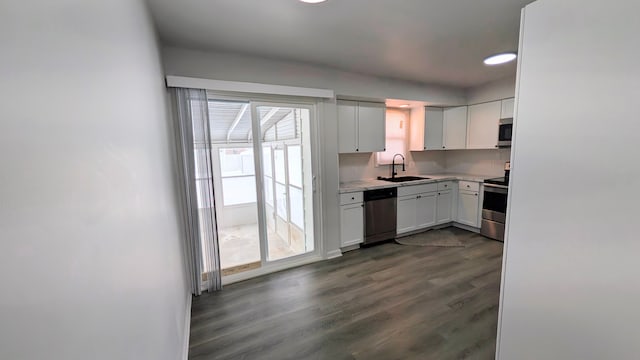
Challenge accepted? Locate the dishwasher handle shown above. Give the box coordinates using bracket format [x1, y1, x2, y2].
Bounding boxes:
[364, 187, 397, 201]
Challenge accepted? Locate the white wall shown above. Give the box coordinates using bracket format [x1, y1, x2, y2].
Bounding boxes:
[466, 75, 516, 104]
[497, 1, 640, 359]
[0, 1, 188, 360]
[162, 47, 467, 105]
[319, 99, 341, 257]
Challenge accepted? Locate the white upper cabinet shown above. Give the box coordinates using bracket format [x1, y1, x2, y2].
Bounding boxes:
[409, 106, 444, 151]
[443, 106, 468, 150]
[357, 101, 386, 153]
[337, 100, 385, 153]
[424, 107, 444, 150]
[337, 100, 358, 153]
[467, 101, 502, 149]
[501, 97, 515, 119]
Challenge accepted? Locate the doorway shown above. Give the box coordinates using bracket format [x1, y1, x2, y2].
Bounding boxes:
[202, 98, 317, 278]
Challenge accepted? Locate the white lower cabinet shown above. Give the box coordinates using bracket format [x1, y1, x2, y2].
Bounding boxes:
[457, 189, 480, 227]
[340, 192, 364, 247]
[397, 195, 418, 234]
[416, 193, 438, 229]
[396, 183, 441, 235]
[345, 180, 482, 242]
[398, 192, 437, 235]
[436, 190, 453, 224]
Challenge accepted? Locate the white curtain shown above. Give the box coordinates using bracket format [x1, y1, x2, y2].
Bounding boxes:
[172, 88, 222, 294]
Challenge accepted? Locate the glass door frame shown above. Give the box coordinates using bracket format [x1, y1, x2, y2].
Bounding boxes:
[250, 101, 317, 266]
[207, 92, 324, 283]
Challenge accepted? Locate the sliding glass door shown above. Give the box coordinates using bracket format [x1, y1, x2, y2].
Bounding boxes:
[253, 104, 315, 262]
[207, 98, 316, 277]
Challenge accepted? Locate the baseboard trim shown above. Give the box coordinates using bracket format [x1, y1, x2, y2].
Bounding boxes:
[326, 249, 343, 259]
[182, 294, 192, 360]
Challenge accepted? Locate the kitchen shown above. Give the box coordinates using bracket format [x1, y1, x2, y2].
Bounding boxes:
[337, 84, 515, 250]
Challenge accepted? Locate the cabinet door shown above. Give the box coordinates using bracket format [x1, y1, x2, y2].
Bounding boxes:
[424, 107, 444, 150]
[501, 97, 515, 119]
[340, 203, 364, 247]
[397, 195, 417, 234]
[357, 102, 386, 153]
[443, 106, 468, 149]
[457, 190, 480, 227]
[467, 101, 501, 149]
[416, 192, 437, 229]
[436, 190, 453, 224]
[337, 100, 358, 153]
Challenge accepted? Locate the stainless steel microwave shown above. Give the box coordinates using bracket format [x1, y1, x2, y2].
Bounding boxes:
[498, 118, 513, 147]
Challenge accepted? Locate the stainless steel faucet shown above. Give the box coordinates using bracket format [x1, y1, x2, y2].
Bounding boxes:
[391, 154, 405, 178]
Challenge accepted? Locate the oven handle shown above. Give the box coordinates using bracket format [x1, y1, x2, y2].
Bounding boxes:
[484, 183, 508, 194]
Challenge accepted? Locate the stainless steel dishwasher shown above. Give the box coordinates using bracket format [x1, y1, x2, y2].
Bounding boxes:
[363, 187, 397, 245]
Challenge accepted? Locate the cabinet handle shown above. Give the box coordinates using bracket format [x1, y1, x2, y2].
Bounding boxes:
[475, 193, 478, 196]
[351, 197, 355, 200]
[438, 192, 441, 195]
[417, 195, 421, 199]
[356, 148, 359, 152]
[384, 148, 386, 151]
[467, 185, 470, 188]
[444, 184, 448, 187]
[442, 146, 445, 149]
[424, 147, 426, 150]
[361, 204, 364, 207]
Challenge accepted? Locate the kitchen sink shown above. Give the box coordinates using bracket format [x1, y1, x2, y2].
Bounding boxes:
[378, 176, 430, 183]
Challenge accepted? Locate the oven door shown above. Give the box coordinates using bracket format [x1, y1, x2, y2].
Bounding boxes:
[497, 120, 512, 147]
[482, 184, 508, 223]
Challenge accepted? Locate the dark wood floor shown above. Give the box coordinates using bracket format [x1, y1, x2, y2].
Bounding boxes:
[189, 228, 503, 360]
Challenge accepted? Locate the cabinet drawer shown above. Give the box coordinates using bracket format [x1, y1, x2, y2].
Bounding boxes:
[458, 181, 480, 192]
[398, 183, 437, 197]
[437, 181, 454, 191]
[340, 192, 363, 205]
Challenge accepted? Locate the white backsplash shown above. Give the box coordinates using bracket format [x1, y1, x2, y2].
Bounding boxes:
[338, 151, 446, 183]
[444, 149, 511, 177]
[338, 148, 510, 183]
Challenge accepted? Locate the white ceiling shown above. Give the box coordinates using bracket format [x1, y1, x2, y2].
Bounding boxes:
[147, 0, 535, 89]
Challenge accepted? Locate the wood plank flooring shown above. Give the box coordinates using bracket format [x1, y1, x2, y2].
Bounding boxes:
[189, 228, 503, 360]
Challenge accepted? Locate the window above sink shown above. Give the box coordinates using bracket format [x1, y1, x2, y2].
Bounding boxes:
[376, 108, 408, 165]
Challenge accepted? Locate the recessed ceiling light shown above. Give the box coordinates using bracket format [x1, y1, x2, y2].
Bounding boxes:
[399, 104, 410, 108]
[299, 0, 327, 3]
[483, 52, 517, 65]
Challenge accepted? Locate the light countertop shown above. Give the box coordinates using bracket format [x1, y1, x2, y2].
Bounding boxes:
[339, 173, 492, 193]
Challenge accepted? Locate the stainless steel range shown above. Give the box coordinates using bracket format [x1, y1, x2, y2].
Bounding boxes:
[480, 162, 510, 241]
